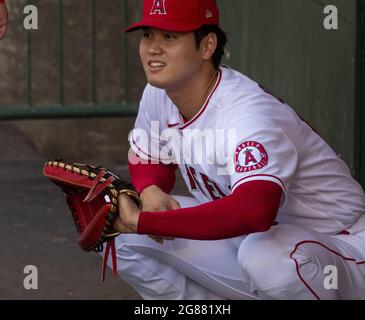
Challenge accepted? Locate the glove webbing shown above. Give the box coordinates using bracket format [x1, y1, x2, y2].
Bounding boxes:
[83, 170, 116, 203]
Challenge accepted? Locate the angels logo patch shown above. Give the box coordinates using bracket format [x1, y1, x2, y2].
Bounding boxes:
[234, 141, 269, 173]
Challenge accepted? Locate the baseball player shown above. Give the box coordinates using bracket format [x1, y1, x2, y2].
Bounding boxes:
[108, 0, 365, 300]
[0, 0, 8, 40]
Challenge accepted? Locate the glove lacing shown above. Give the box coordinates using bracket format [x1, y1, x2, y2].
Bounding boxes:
[102, 239, 117, 281]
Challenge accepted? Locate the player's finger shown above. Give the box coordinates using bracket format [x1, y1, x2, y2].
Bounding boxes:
[163, 237, 175, 241]
[170, 200, 181, 210]
[113, 216, 133, 234]
[142, 204, 164, 212]
[148, 235, 164, 244]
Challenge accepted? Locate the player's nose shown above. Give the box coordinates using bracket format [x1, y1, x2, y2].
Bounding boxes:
[146, 38, 164, 56]
[147, 45, 163, 55]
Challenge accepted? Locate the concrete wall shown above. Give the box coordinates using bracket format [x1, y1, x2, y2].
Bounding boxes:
[0, 0, 145, 167]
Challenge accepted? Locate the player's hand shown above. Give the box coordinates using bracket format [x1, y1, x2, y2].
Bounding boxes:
[141, 185, 181, 211]
[114, 193, 141, 234]
[0, 2, 8, 40]
[141, 185, 180, 244]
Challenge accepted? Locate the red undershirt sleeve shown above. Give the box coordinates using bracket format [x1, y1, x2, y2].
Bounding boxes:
[0, 1, 5, 4]
[128, 153, 178, 194]
[137, 180, 282, 240]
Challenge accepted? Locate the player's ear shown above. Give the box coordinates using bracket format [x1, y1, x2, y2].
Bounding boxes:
[201, 32, 217, 61]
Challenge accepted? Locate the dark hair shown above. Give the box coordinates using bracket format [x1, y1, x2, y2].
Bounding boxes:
[193, 25, 228, 70]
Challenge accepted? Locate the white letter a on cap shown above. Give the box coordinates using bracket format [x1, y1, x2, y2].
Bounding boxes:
[150, 0, 166, 15]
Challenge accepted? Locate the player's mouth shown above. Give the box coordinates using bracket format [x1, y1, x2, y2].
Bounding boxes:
[147, 61, 166, 72]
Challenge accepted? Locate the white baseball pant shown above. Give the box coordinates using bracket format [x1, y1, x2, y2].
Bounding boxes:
[103, 196, 365, 300]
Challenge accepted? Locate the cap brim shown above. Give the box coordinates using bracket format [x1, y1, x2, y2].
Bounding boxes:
[125, 19, 202, 33]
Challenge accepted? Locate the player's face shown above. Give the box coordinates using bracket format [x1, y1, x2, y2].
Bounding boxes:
[139, 28, 204, 91]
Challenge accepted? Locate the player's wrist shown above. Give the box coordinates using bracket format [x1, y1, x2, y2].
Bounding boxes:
[117, 193, 141, 232]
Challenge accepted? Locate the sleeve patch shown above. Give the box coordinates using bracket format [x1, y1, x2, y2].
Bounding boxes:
[234, 141, 269, 173]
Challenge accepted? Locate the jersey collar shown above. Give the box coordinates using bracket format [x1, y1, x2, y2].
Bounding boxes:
[178, 68, 223, 130]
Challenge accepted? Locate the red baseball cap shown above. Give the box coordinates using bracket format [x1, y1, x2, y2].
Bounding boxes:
[125, 0, 220, 33]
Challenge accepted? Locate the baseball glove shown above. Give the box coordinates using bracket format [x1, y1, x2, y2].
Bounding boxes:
[43, 159, 142, 280]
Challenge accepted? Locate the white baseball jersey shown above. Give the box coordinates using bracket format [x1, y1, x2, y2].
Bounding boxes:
[130, 66, 365, 235]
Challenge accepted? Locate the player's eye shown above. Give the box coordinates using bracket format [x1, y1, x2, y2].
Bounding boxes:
[142, 31, 152, 39]
[164, 33, 177, 41]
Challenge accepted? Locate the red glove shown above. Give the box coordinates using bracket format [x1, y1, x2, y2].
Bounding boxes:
[43, 160, 142, 280]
